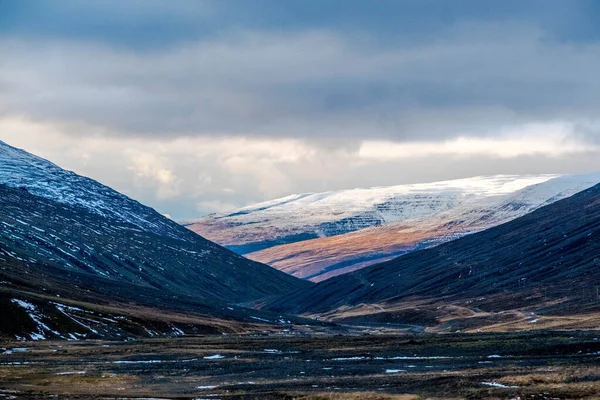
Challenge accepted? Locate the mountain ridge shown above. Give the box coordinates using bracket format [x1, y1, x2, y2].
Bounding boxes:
[0, 140, 310, 339]
[186, 173, 600, 281]
[0, 140, 185, 240]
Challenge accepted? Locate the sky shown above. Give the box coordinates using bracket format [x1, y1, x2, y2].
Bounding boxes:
[2, 0, 600, 220]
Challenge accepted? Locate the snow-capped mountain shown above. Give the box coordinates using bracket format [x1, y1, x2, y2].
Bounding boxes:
[0, 140, 307, 305]
[185, 173, 600, 281]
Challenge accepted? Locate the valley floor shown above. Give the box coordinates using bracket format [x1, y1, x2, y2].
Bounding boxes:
[2, 331, 600, 399]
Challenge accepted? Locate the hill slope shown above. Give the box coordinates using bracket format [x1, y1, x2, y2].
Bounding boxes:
[187, 174, 600, 281]
[0, 140, 183, 239]
[0, 140, 310, 339]
[262, 183, 600, 326]
[0, 183, 306, 303]
[0, 253, 317, 341]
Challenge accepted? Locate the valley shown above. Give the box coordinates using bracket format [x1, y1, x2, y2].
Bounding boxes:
[3, 140, 600, 399]
[4, 2, 600, 399]
[3, 331, 600, 399]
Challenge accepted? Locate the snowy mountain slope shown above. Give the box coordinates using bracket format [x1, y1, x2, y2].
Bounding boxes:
[0, 141, 308, 305]
[391, 173, 600, 234]
[186, 173, 600, 281]
[185, 175, 560, 252]
[0, 140, 183, 240]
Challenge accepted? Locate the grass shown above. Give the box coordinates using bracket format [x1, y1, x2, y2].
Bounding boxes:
[3, 331, 600, 399]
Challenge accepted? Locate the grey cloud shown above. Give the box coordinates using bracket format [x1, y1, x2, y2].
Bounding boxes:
[173, 150, 600, 219]
[3, 119, 600, 221]
[4, 2, 600, 221]
[2, 23, 600, 143]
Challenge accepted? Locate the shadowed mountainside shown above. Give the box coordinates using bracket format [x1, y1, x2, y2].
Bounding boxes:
[0, 141, 308, 303]
[0, 252, 323, 341]
[0, 184, 307, 304]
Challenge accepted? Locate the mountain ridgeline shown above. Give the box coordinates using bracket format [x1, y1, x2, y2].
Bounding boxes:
[187, 174, 600, 281]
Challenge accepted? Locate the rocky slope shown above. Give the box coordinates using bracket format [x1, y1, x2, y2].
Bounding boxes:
[0, 252, 321, 341]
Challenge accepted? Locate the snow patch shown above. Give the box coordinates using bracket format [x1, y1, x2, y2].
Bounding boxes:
[56, 371, 86, 375]
[481, 381, 519, 389]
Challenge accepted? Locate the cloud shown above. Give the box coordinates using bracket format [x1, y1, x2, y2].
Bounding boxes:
[2, 2, 600, 219]
[3, 117, 600, 221]
[358, 123, 599, 161]
[196, 200, 239, 214]
[1, 23, 600, 142]
[125, 149, 181, 199]
[0, 117, 339, 217]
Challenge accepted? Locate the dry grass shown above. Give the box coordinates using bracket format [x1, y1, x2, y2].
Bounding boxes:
[246, 224, 458, 280]
[295, 393, 419, 400]
[311, 294, 600, 333]
[4, 332, 600, 399]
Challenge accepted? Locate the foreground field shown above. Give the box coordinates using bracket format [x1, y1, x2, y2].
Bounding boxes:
[2, 331, 600, 399]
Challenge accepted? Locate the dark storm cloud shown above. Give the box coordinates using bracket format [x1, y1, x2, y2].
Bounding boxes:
[3, 1, 600, 47]
[1, 0, 600, 142]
